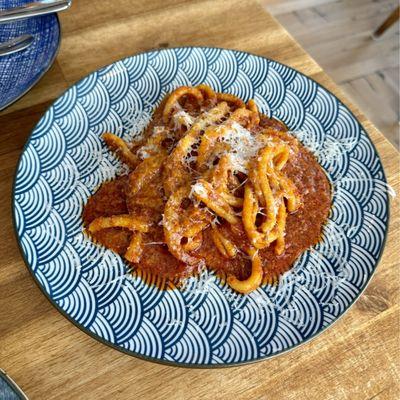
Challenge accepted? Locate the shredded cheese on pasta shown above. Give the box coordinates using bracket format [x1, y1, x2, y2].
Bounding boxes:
[88, 85, 302, 293]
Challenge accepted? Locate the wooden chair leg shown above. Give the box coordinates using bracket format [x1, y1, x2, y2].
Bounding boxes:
[373, 6, 400, 38]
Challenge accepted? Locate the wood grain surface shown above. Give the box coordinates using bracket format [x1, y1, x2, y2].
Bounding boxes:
[0, 1, 399, 399]
[262, 0, 400, 149]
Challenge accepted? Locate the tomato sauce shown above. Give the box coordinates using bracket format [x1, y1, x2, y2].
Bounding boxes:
[83, 102, 331, 286]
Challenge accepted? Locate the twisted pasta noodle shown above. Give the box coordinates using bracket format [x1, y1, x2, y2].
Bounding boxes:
[163, 86, 204, 124]
[163, 102, 230, 195]
[172, 112, 195, 132]
[137, 128, 171, 159]
[242, 183, 268, 249]
[211, 229, 229, 258]
[196, 107, 262, 170]
[197, 84, 217, 103]
[255, 148, 278, 233]
[196, 125, 228, 169]
[257, 143, 291, 230]
[210, 155, 243, 207]
[211, 225, 237, 258]
[247, 167, 263, 204]
[277, 172, 302, 212]
[229, 108, 254, 128]
[163, 186, 201, 265]
[271, 142, 290, 171]
[272, 201, 287, 255]
[88, 215, 150, 233]
[227, 247, 263, 294]
[242, 142, 296, 251]
[242, 147, 286, 249]
[126, 154, 166, 214]
[125, 232, 143, 263]
[261, 139, 301, 213]
[127, 154, 166, 199]
[103, 133, 139, 168]
[191, 180, 239, 225]
[180, 206, 211, 237]
[259, 146, 286, 233]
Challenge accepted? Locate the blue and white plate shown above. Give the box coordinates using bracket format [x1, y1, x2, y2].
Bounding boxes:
[0, 0, 60, 111]
[13, 47, 389, 367]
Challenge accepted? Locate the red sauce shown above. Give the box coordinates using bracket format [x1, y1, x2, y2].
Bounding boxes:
[83, 104, 331, 286]
[194, 126, 332, 280]
[83, 176, 193, 281]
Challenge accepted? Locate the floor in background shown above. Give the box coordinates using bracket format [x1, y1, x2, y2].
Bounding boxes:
[261, 0, 399, 148]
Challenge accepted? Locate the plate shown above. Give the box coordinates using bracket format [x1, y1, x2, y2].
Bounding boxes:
[13, 47, 389, 367]
[0, 0, 60, 111]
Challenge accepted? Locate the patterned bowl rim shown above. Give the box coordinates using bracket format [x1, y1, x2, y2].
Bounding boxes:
[11, 46, 390, 368]
[0, 14, 61, 112]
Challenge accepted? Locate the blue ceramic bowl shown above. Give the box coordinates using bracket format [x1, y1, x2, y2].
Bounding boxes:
[0, 0, 60, 111]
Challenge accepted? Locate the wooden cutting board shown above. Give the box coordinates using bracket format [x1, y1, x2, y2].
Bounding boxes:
[0, 0, 398, 398]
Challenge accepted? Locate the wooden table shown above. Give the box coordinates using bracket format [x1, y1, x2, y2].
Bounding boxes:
[1, 1, 399, 398]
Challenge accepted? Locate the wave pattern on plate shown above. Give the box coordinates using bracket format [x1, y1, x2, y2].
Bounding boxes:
[13, 48, 389, 366]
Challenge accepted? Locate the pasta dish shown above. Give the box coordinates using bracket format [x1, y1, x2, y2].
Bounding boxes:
[83, 85, 331, 293]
